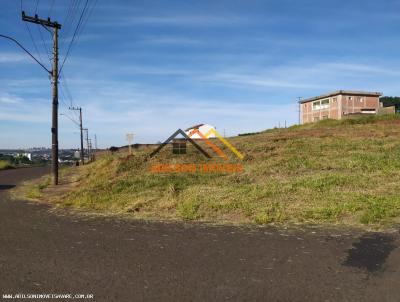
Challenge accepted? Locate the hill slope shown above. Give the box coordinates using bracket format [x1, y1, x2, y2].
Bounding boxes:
[38, 115, 400, 226]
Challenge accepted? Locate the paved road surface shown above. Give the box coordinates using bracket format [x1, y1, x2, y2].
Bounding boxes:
[0, 167, 399, 301]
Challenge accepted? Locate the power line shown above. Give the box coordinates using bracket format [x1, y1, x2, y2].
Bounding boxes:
[59, 74, 80, 121]
[61, 112, 80, 127]
[60, 72, 74, 105]
[48, 0, 55, 17]
[37, 25, 52, 62]
[23, 22, 45, 66]
[60, 0, 75, 51]
[34, 0, 40, 14]
[59, 72, 78, 117]
[60, 0, 96, 64]
[63, 0, 79, 37]
[59, 80, 72, 108]
[74, 0, 97, 45]
[63, 0, 94, 58]
[59, 0, 80, 53]
[20, 0, 52, 67]
[59, 0, 89, 75]
[63, 0, 75, 25]
[59, 83, 71, 109]
[20, 0, 47, 67]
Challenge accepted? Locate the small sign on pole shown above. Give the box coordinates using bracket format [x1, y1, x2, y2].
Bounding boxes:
[126, 133, 134, 155]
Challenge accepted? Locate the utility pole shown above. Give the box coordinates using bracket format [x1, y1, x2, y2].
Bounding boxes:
[94, 134, 98, 150]
[69, 107, 84, 165]
[297, 97, 303, 125]
[22, 12, 61, 185]
[83, 128, 90, 162]
[88, 139, 92, 161]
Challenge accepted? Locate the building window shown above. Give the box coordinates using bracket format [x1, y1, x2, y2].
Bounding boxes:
[172, 139, 186, 154]
[320, 99, 329, 109]
[322, 115, 328, 120]
[348, 96, 353, 100]
[361, 108, 376, 114]
[314, 117, 320, 122]
[332, 97, 337, 103]
[313, 99, 329, 110]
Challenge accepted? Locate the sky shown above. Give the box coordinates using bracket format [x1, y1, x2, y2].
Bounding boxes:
[1, 0, 400, 149]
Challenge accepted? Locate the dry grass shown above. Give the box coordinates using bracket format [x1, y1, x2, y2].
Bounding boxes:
[22, 115, 400, 227]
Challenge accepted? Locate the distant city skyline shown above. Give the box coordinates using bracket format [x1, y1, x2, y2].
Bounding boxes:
[1, 0, 400, 148]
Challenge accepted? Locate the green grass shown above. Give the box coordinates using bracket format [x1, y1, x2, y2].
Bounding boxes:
[0, 160, 14, 170]
[26, 176, 51, 199]
[44, 114, 400, 227]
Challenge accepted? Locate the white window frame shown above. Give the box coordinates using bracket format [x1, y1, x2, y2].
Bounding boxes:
[312, 101, 320, 110]
[320, 99, 330, 109]
[312, 99, 330, 110]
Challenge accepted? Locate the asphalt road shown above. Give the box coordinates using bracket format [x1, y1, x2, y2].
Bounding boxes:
[0, 167, 399, 302]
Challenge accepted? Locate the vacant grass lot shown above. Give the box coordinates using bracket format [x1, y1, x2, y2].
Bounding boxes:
[30, 115, 400, 227]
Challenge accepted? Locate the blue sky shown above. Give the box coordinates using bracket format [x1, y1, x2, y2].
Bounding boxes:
[1, 0, 400, 149]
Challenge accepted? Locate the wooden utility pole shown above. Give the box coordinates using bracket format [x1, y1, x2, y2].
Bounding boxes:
[69, 107, 84, 165]
[88, 139, 92, 161]
[83, 128, 90, 161]
[22, 12, 61, 185]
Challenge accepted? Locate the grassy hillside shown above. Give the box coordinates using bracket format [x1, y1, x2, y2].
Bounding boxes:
[37, 115, 400, 226]
[0, 160, 14, 170]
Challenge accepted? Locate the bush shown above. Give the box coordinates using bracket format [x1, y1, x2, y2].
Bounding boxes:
[0, 160, 14, 170]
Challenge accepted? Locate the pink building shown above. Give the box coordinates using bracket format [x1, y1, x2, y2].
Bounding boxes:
[299, 90, 382, 124]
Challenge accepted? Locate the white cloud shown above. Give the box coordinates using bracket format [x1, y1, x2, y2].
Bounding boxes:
[0, 52, 30, 63]
[202, 73, 322, 89]
[0, 93, 49, 123]
[93, 14, 246, 27]
[138, 36, 203, 46]
[0, 93, 23, 104]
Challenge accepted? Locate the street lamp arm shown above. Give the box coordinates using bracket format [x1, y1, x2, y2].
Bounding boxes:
[0, 34, 52, 74]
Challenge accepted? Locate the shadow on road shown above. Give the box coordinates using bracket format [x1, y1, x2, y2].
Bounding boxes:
[343, 233, 397, 272]
[0, 184, 16, 190]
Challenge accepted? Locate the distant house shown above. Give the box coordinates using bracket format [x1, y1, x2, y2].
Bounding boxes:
[299, 90, 382, 124]
[185, 124, 217, 139]
[17, 152, 32, 161]
[379, 96, 400, 115]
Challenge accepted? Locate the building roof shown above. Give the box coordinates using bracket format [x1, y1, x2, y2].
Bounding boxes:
[185, 124, 205, 131]
[299, 90, 383, 104]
